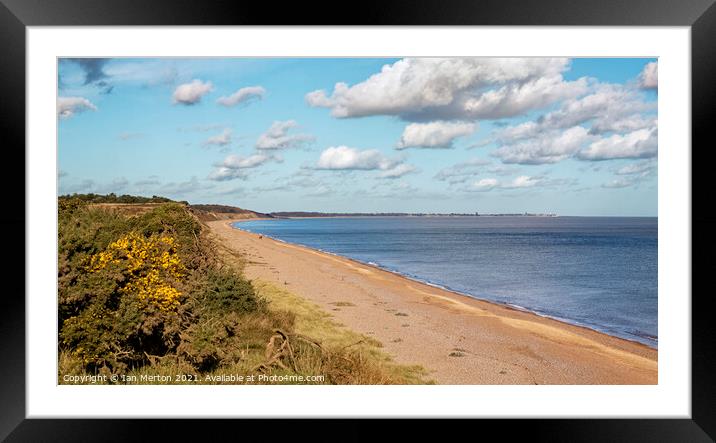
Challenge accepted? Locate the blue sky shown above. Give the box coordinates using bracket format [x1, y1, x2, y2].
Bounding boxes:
[58, 57, 658, 216]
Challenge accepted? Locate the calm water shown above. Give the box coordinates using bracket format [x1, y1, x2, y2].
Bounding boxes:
[234, 216, 657, 347]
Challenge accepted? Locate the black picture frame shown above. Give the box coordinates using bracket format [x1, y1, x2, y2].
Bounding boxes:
[2, 0, 714, 440]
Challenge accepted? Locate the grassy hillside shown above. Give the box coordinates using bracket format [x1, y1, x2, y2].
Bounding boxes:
[58, 197, 429, 384]
[189, 204, 273, 222]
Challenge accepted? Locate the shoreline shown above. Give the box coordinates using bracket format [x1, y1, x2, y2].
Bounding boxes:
[231, 218, 657, 349]
[211, 218, 657, 384]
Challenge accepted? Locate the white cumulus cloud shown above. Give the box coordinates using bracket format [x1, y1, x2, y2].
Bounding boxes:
[306, 57, 586, 121]
[492, 126, 592, 165]
[492, 83, 656, 142]
[602, 178, 635, 189]
[58, 96, 97, 118]
[503, 175, 541, 188]
[208, 153, 279, 181]
[638, 62, 658, 90]
[397, 121, 476, 149]
[315, 146, 399, 171]
[204, 128, 232, 147]
[578, 128, 657, 161]
[223, 153, 274, 169]
[470, 178, 499, 191]
[461, 74, 588, 120]
[255, 120, 315, 150]
[379, 164, 417, 179]
[172, 79, 213, 105]
[217, 86, 266, 107]
[464, 174, 562, 192]
[207, 168, 249, 182]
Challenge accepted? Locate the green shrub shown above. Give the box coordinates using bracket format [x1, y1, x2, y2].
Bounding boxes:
[192, 268, 264, 317]
[58, 201, 262, 375]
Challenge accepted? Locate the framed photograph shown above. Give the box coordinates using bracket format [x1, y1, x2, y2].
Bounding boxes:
[5, 0, 714, 439]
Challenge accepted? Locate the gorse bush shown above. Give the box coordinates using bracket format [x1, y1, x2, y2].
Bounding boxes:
[88, 232, 186, 310]
[58, 199, 263, 374]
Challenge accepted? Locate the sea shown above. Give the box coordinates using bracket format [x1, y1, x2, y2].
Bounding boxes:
[233, 216, 657, 348]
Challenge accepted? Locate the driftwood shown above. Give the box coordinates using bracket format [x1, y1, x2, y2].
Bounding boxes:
[252, 329, 323, 373]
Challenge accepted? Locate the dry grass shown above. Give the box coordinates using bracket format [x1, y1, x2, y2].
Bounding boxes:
[253, 281, 432, 384]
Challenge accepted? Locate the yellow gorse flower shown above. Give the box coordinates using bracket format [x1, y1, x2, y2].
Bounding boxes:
[88, 232, 185, 310]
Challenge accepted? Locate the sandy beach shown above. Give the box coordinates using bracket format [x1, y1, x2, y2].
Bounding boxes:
[207, 219, 657, 385]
